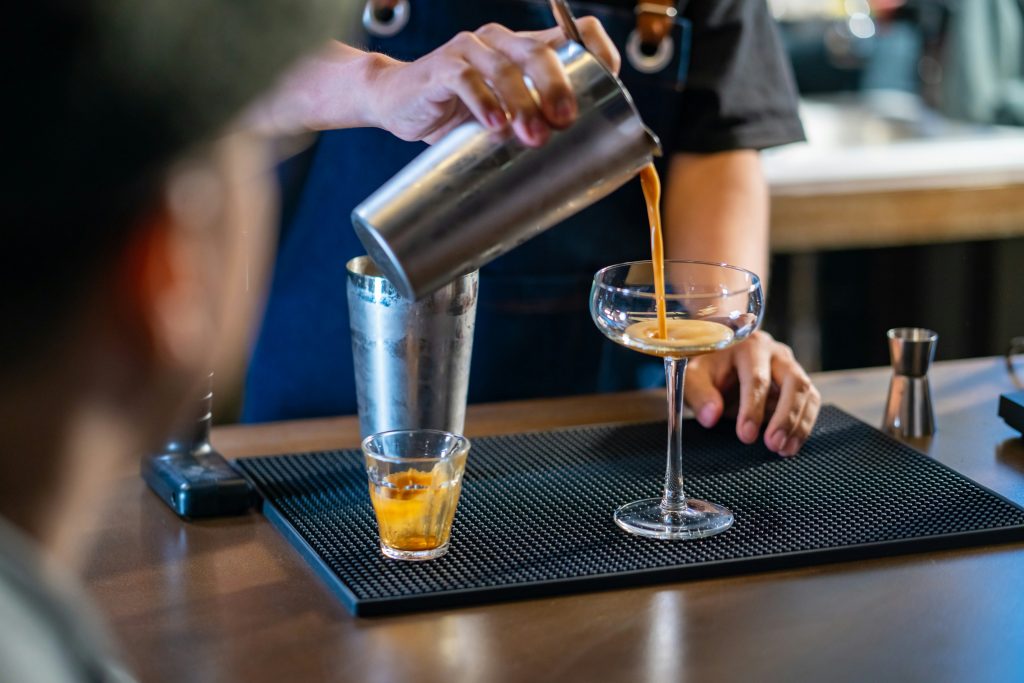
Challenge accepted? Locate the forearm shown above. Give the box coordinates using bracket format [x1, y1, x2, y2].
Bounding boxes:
[663, 150, 770, 288]
[243, 41, 396, 135]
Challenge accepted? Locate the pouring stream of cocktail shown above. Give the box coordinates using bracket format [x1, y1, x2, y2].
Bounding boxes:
[640, 164, 669, 340]
[548, 0, 670, 343]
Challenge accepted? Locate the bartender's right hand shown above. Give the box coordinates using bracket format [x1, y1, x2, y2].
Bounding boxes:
[365, 18, 620, 146]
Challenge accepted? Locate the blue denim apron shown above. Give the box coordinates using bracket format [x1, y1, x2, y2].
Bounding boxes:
[243, 0, 692, 422]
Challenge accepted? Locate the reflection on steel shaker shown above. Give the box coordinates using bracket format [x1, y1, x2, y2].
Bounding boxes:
[351, 40, 661, 301]
[346, 256, 477, 438]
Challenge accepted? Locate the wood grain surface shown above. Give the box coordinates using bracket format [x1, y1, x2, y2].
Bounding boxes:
[770, 184, 1024, 253]
[81, 357, 1024, 683]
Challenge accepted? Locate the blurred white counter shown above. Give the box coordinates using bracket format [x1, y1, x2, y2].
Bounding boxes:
[764, 96, 1024, 252]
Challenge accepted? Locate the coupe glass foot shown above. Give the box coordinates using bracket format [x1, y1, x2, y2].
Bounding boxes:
[614, 498, 733, 540]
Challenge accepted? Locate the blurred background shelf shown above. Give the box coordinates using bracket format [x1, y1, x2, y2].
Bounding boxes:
[758, 0, 1024, 373]
[763, 98, 1024, 372]
[767, 97, 1024, 252]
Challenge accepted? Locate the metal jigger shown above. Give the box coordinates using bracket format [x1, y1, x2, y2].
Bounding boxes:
[883, 328, 938, 438]
[141, 372, 253, 518]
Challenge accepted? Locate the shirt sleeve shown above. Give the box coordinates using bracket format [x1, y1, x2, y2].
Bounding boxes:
[669, 0, 805, 153]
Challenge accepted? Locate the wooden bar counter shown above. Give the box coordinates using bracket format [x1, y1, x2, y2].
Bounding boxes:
[82, 357, 1024, 682]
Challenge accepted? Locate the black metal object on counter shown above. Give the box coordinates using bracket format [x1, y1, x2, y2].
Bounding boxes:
[142, 373, 254, 518]
[999, 391, 1024, 435]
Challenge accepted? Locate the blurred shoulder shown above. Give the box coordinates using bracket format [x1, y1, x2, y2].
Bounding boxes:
[0, 521, 136, 683]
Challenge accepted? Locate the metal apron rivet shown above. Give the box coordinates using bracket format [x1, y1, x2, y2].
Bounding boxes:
[626, 30, 674, 74]
[363, 0, 410, 38]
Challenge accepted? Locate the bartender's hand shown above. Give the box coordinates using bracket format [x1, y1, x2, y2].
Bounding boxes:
[685, 332, 821, 457]
[246, 20, 618, 146]
[364, 18, 620, 145]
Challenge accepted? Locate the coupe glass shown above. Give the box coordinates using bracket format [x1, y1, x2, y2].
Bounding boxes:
[590, 260, 764, 539]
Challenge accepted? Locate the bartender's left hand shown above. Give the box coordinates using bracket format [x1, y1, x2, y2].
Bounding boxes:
[684, 331, 820, 457]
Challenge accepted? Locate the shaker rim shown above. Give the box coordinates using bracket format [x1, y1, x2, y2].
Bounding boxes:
[361, 429, 472, 464]
[887, 327, 939, 343]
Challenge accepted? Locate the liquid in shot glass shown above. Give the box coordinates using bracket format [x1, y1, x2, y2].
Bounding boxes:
[363, 430, 470, 561]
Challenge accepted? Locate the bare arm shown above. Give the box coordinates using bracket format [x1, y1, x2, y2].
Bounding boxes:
[663, 150, 769, 286]
[663, 150, 820, 457]
[245, 18, 620, 146]
[244, 41, 384, 135]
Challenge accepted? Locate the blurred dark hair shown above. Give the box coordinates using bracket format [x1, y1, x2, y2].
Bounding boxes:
[0, 0, 340, 371]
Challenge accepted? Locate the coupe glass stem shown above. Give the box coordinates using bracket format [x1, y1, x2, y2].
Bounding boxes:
[661, 356, 688, 512]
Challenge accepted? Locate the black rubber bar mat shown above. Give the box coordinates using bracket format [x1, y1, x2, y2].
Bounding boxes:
[234, 405, 1024, 616]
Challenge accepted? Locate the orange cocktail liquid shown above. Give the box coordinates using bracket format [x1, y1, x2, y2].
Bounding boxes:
[639, 163, 668, 339]
[369, 468, 462, 551]
[622, 318, 735, 357]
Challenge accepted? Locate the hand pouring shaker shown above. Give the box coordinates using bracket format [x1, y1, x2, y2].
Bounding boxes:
[351, 40, 662, 300]
[883, 328, 938, 438]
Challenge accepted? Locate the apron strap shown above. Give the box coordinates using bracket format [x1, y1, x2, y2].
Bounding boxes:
[635, 1, 681, 49]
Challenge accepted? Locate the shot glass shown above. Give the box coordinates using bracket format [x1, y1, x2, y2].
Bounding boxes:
[362, 430, 470, 561]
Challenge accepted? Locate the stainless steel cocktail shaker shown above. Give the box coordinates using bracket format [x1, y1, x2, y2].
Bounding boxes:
[346, 256, 477, 437]
[351, 40, 662, 301]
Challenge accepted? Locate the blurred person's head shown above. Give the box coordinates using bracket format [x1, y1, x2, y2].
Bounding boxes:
[0, 0, 340, 559]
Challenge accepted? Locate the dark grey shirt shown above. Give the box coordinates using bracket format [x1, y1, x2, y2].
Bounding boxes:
[672, 0, 805, 151]
[599, 0, 804, 151]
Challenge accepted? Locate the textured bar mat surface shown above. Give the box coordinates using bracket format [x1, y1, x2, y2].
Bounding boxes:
[234, 406, 1024, 616]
